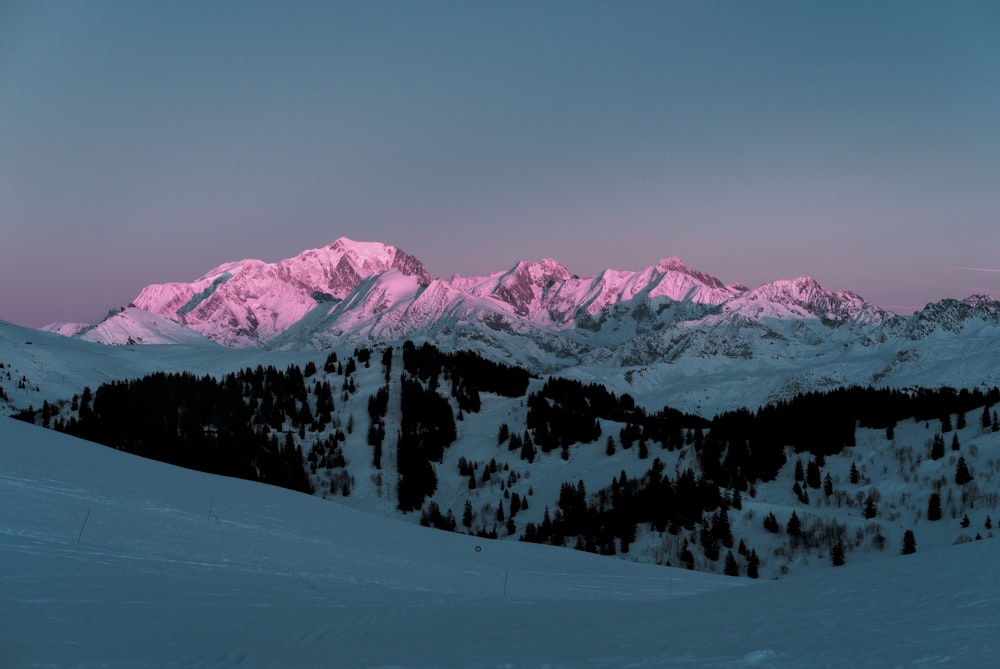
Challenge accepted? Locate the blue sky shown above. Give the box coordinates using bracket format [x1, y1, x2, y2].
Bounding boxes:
[2, 0, 998, 327]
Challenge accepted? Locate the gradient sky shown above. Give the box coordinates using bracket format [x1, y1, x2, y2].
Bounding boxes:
[2, 0, 999, 328]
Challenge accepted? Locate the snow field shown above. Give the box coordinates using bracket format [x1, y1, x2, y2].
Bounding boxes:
[4, 417, 1000, 667]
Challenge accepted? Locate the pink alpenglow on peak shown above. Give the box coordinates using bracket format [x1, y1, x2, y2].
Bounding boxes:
[131, 238, 431, 346]
[655, 257, 748, 296]
[725, 276, 891, 324]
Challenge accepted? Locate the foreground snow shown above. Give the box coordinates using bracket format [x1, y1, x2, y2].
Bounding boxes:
[3, 418, 999, 667]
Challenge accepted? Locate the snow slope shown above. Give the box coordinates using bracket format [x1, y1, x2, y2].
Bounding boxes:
[0, 319, 319, 414]
[7, 317, 1000, 580]
[75, 307, 221, 346]
[3, 416, 1000, 668]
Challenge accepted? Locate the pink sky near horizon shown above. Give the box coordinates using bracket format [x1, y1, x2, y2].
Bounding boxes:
[2, 1, 998, 328]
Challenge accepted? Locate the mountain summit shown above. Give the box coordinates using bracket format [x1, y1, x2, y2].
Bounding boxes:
[129, 238, 430, 347]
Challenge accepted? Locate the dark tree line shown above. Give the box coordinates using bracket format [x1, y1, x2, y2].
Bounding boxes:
[698, 384, 1000, 492]
[20, 368, 314, 494]
[367, 385, 389, 469]
[396, 376, 457, 512]
[402, 341, 531, 413]
[521, 383, 1000, 567]
[526, 377, 704, 454]
[522, 459, 724, 557]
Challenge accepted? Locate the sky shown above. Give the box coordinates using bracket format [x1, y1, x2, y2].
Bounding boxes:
[1, 0, 999, 328]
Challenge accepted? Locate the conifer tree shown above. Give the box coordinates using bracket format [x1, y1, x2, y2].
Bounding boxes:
[786, 511, 801, 536]
[711, 510, 734, 549]
[831, 541, 845, 567]
[679, 539, 695, 569]
[941, 414, 952, 433]
[747, 549, 760, 579]
[462, 500, 474, 528]
[930, 433, 945, 460]
[806, 459, 821, 489]
[509, 492, 522, 517]
[927, 492, 942, 521]
[520, 432, 536, 463]
[699, 525, 720, 561]
[849, 462, 860, 485]
[901, 529, 917, 555]
[863, 494, 877, 519]
[723, 550, 739, 576]
[955, 456, 973, 485]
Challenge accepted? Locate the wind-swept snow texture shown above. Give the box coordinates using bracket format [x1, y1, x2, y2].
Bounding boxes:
[3, 417, 999, 668]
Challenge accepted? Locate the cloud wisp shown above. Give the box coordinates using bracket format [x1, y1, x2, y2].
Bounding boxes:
[946, 266, 1000, 274]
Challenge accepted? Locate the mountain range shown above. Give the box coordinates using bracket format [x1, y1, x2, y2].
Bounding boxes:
[41, 237, 1000, 413]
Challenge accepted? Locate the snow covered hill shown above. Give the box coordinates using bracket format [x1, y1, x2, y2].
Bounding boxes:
[3, 416, 999, 668]
[0, 318, 318, 416]
[9, 328, 1000, 585]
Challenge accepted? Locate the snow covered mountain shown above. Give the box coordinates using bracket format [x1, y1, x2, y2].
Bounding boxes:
[41, 237, 884, 352]
[121, 238, 431, 347]
[38, 237, 1000, 411]
[45, 238, 756, 352]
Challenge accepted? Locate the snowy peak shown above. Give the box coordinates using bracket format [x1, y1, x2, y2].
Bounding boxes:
[906, 294, 1000, 336]
[479, 256, 739, 323]
[654, 257, 742, 295]
[643, 258, 745, 305]
[129, 238, 431, 346]
[728, 276, 891, 324]
[961, 294, 1000, 312]
[656, 256, 689, 272]
[276, 238, 431, 298]
[490, 259, 573, 316]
